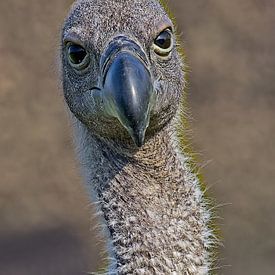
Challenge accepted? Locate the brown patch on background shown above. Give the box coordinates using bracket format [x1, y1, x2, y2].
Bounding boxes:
[0, 0, 274, 274]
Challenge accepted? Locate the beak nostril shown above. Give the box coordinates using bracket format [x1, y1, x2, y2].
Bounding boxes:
[100, 36, 149, 80]
[90, 87, 101, 91]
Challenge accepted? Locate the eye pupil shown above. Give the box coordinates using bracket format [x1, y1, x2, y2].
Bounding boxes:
[155, 30, 172, 49]
[68, 44, 87, 64]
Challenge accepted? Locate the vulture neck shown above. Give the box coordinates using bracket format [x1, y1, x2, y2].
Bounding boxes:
[74, 119, 210, 274]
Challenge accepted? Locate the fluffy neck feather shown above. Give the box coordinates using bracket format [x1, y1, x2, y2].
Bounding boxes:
[73, 118, 211, 274]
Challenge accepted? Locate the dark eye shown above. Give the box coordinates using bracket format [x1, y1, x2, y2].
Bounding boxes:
[67, 43, 89, 69]
[153, 29, 174, 57]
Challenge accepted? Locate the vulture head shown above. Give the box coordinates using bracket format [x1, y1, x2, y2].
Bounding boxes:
[61, 0, 184, 147]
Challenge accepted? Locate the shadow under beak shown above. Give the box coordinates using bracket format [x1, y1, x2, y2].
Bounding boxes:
[100, 36, 155, 147]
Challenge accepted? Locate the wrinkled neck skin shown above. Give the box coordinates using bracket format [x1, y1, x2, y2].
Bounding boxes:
[73, 116, 211, 275]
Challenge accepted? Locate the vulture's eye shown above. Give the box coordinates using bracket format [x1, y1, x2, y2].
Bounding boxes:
[67, 43, 89, 70]
[153, 29, 173, 57]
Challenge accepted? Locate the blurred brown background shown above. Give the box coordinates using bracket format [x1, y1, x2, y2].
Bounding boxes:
[0, 0, 274, 274]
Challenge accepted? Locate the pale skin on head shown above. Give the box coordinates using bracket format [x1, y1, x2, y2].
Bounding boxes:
[60, 0, 215, 274]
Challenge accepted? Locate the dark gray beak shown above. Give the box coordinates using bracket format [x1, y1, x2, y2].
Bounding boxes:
[100, 36, 155, 147]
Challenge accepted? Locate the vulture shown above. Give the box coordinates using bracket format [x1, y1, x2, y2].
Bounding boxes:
[60, 0, 215, 274]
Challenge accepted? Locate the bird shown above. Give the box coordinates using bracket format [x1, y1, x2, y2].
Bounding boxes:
[60, 0, 215, 274]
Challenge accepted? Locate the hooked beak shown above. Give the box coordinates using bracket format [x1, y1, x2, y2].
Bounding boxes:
[101, 36, 155, 147]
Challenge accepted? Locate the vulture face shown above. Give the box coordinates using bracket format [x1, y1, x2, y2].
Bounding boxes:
[61, 0, 184, 147]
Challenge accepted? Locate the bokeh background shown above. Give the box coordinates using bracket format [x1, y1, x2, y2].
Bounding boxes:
[0, 0, 274, 274]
